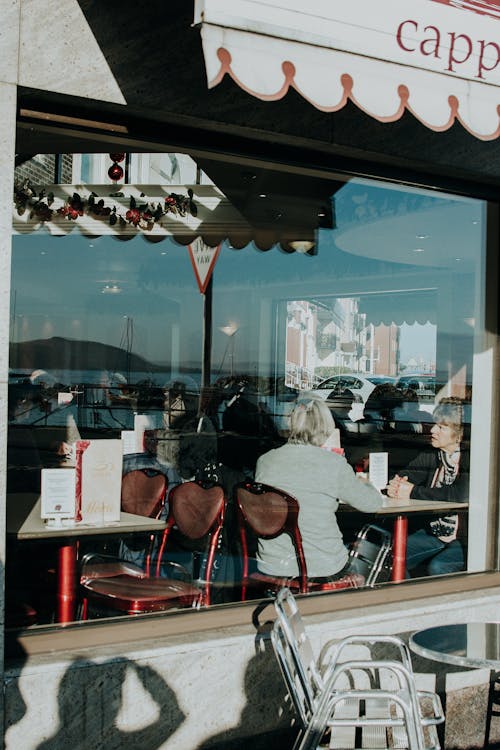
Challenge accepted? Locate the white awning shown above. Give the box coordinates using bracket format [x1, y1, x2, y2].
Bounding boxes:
[12, 184, 254, 248]
[195, 0, 500, 140]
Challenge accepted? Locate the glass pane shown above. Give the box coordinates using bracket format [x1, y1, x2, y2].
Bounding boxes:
[8, 156, 487, 627]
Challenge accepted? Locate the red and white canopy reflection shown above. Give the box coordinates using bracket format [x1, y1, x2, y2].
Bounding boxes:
[195, 0, 500, 139]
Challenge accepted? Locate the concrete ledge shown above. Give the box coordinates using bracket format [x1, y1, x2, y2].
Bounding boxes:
[5, 581, 500, 749]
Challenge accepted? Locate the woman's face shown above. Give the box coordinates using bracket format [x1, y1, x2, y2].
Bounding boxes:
[431, 421, 460, 453]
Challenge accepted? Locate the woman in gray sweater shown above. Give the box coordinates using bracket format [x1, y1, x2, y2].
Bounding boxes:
[255, 397, 382, 582]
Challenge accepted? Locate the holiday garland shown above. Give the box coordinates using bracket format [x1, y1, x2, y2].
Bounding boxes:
[13, 179, 197, 231]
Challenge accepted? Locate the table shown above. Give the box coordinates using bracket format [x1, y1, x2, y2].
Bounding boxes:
[375, 498, 469, 582]
[410, 623, 500, 670]
[410, 622, 500, 748]
[7, 494, 166, 624]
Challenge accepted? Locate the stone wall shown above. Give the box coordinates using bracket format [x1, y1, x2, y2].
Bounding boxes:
[5, 587, 500, 750]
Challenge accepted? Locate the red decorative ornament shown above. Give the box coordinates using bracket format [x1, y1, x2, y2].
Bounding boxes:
[109, 153, 125, 163]
[108, 163, 124, 182]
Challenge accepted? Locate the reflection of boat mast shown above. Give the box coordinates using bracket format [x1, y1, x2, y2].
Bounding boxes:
[117, 316, 134, 383]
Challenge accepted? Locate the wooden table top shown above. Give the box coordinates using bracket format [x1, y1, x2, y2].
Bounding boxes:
[7, 494, 166, 540]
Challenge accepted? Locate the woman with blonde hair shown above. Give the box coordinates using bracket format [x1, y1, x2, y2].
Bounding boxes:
[255, 397, 382, 584]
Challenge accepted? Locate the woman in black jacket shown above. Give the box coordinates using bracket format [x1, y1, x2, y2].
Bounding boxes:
[386, 397, 468, 576]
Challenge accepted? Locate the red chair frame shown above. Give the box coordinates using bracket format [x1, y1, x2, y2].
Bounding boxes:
[155, 481, 226, 606]
[120, 467, 168, 576]
[80, 480, 226, 615]
[235, 481, 363, 600]
[235, 481, 308, 598]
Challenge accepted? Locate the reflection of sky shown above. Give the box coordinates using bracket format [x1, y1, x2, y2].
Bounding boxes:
[399, 323, 436, 368]
[10, 178, 483, 378]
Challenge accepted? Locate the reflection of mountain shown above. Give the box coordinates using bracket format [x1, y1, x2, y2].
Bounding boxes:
[10, 336, 163, 372]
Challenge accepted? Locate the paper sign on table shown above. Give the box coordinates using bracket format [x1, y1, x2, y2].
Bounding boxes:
[121, 430, 136, 455]
[134, 414, 155, 452]
[369, 452, 388, 491]
[75, 440, 122, 524]
[41, 468, 76, 524]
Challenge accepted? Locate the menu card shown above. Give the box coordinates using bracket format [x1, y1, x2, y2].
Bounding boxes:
[121, 430, 136, 455]
[75, 440, 122, 524]
[134, 414, 155, 452]
[41, 468, 76, 525]
[369, 452, 388, 491]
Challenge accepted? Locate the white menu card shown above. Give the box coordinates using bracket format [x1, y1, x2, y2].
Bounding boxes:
[75, 440, 122, 524]
[41, 468, 76, 525]
[369, 452, 388, 491]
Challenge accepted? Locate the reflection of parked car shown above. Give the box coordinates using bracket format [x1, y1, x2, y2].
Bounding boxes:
[394, 374, 437, 397]
[309, 374, 375, 404]
[366, 375, 396, 386]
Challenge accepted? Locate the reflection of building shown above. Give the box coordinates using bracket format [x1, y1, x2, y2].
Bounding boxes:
[366, 323, 399, 376]
[286, 301, 317, 388]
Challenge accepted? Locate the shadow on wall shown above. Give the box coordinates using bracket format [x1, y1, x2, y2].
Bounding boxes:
[195, 602, 298, 750]
[5, 652, 185, 750]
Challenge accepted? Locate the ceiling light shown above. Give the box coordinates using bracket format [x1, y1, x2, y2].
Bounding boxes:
[258, 193, 267, 198]
[219, 323, 238, 337]
[102, 284, 122, 294]
[416, 234, 429, 240]
[412, 247, 425, 253]
[289, 240, 315, 253]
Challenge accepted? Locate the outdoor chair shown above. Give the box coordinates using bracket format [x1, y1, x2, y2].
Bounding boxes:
[235, 481, 363, 600]
[347, 523, 392, 586]
[80, 480, 226, 615]
[271, 587, 444, 750]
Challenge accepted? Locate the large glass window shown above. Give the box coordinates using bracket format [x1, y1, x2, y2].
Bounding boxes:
[7, 154, 490, 627]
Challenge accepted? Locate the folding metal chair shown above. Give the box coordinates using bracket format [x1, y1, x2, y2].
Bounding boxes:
[348, 523, 392, 587]
[271, 587, 444, 750]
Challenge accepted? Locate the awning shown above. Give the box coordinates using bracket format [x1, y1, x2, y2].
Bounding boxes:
[12, 178, 333, 252]
[195, 0, 500, 140]
[12, 183, 254, 247]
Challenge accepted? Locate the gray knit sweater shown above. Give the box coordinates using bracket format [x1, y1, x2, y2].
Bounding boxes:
[255, 443, 383, 578]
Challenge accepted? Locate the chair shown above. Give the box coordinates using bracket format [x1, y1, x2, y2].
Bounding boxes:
[235, 481, 363, 600]
[120, 464, 169, 576]
[348, 523, 392, 587]
[80, 480, 226, 615]
[271, 587, 444, 750]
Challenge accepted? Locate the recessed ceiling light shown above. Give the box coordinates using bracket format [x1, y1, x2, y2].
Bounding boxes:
[412, 248, 425, 253]
[102, 284, 121, 294]
[259, 193, 267, 198]
[416, 234, 429, 240]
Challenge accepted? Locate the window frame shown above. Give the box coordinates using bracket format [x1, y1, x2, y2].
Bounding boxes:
[7, 126, 500, 649]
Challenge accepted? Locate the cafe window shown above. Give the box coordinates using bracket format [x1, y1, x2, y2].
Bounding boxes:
[7, 153, 493, 628]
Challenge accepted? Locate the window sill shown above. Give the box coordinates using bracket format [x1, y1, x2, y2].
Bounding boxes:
[6, 571, 500, 662]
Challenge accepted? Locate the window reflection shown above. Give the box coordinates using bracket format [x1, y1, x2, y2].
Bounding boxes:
[7, 158, 485, 626]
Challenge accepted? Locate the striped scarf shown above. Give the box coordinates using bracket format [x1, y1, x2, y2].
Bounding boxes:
[429, 449, 460, 542]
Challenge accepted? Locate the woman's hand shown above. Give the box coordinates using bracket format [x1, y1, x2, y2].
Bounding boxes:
[386, 474, 414, 500]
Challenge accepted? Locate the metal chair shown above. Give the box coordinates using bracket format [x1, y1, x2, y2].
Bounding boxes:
[235, 481, 363, 600]
[271, 587, 444, 750]
[80, 480, 226, 615]
[348, 523, 392, 587]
